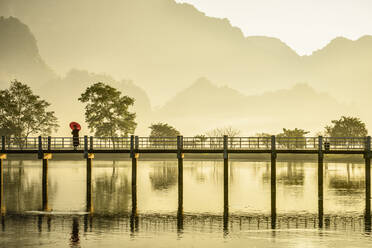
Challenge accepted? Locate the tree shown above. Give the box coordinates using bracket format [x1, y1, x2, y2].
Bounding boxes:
[277, 128, 309, 148]
[325, 116, 368, 137]
[79, 82, 137, 140]
[205, 126, 241, 137]
[277, 128, 309, 138]
[0, 80, 58, 146]
[255, 133, 272, 148]
[149, 122, 180, 137]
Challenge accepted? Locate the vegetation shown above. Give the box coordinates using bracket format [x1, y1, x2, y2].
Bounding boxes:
[149, 123, 180, 137]
[0, 80, 58, 144]
[277, 128, 309, 138]
[79, 82, 137, 139]
[276, 128, 310, 149]
[325, 116, 368, 137]
[206, 126, 241, 137]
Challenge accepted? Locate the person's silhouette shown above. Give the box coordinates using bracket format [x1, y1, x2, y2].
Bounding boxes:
[71, 125, 80, 150]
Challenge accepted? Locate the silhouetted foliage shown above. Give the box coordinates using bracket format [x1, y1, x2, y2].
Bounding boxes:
[325, 116, 368, 137]
[206, 126, 241, 137]
[277, 128, 309, 138]
[277, 128, 309, 148]
[0, 80, 58, 139]
[79, 82, 137, 137]
[149, 122, 180, 137]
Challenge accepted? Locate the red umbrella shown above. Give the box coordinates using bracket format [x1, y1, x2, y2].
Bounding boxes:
[69, 122, 81, 131]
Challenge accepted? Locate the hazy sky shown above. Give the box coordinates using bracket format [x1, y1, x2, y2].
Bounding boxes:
[176, 0, 372, 55]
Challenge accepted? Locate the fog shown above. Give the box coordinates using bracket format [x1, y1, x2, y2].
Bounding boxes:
[0, 0, 371, 136]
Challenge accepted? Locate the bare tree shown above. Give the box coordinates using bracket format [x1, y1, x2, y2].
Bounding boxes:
[206, 126, 241, 137]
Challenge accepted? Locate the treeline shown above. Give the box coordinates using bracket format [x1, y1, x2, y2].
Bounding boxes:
[0, 80, 369, 139]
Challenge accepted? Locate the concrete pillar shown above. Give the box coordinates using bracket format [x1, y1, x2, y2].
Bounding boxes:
[271, 135, 277, 229]
[130, 135, 139, 233]
[223, 135, 229, 232]
[86, 153, 94, 213]
[318, 136, 324, 228]
[0, 154, 6, 214]
[42, 153, 52, 211]
[365, 136, 371, 231]
[177, 136, 184, 231]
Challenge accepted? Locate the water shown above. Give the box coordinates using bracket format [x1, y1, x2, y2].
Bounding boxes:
[0, 159, 371, 247]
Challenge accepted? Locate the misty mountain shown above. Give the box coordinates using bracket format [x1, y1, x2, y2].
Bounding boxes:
[0, 16, 55, 87]
[0, 0, 303, 104]
[1, 0, 371, 106]
[154, 78, 357, 135]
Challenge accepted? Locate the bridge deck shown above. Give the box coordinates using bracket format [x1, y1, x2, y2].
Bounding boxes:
[0, 136, 370, 154]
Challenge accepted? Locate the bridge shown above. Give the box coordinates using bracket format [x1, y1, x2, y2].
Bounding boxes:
[0, 136, 370, 154]
[0, 135, 371, 230]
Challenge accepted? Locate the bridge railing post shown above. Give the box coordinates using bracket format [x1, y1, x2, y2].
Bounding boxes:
[47, 136, 51, 151]
[38, 136, 43, 159]
[135, 136, 139, 151]
[1, 136, 5, 152]
[318, 136, 324, 228]
[89, 136, 93, 152]
[84, 136, 88, 159]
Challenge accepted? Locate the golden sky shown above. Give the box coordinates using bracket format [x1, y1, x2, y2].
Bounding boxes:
[176, 0, 372, 55]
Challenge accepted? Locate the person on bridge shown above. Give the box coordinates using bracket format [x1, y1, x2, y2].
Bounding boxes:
[70, 122, 81, 150]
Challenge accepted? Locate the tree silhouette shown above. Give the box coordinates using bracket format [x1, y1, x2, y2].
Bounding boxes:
[0, 80, 58, 147]
[325, 116, 367, 137]
[149, 122, 180, 137]
[79, 82, 137, 145]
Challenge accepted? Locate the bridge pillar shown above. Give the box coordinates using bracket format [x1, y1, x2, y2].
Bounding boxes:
[42, 153, 52, 211]
[130, 135, 139, 232]
[318, 136, 324, 228]
[86, 153, 94, 213]
[223, 135, 229, 233]
[271, 135, 277, 229]
[0, 154, 6, 214]
[177, 136, 184, 231]
[365, 136, 371, 230]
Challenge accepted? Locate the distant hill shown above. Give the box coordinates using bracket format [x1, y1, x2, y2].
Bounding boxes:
[0, 18, 152, 136]
[0, 0, 303, 104]
[1, 0, 371, 106]
[0, 16, 55, 87]
[154, 78, 357, 135]
[0, 1, 371, 135]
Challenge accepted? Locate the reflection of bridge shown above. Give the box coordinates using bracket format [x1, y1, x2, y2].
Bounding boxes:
[0, 135, 371, 230]
[3, 213, 371, 237]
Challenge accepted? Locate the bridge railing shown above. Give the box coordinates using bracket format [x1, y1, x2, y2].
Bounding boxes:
[92, 137, 131, 149]
[183, 137, 224, 149]
[228, 137, 272, 149]
[0, 136, 370, 151]
[323, 137, 366, 150]
[275, 137, 319, 150]
[138, 137, 177, 149]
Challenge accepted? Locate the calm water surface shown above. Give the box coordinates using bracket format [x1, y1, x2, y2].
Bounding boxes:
[0, 159, 371, 247]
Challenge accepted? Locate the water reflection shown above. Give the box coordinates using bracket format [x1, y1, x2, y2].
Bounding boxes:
[93, 162, 131, 214]
[277, 162, 304, 186]
[149, 163, 178, 191]
[70, 217, 80, 248]
[0, 160, 369, 216]
[3, 160, 57, 212]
